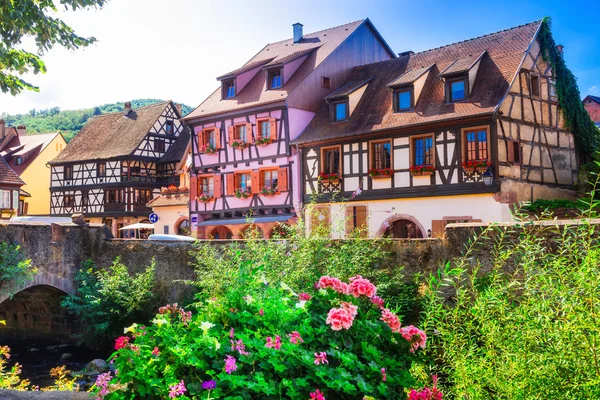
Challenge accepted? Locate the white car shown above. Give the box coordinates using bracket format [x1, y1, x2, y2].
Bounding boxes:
[148, 234, 196, 242]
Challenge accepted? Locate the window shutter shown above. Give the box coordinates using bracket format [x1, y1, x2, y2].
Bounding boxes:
[310, 206, 331, 237]
[507, 140, 515, 163]
[214, 127, 221, 149]
[356, 206, 367, 235]
[251, 170, 260, 194]
[226, 174, 235, 196]
[345, 206, 354, 236]
[190, 176, 198, 200]
[197, 130, 205, 150]
[269, 118, 277, 141]
[246, 122, 253, 142]
[213, 174, 222, 198]
[278, 167, 288, 192]
[228, 125, 234, 145]
[431, 220, 444, 238]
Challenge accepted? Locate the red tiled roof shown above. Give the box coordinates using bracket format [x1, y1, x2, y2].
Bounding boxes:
[146, 192, 189, 208]
[293, 21, 541, 144]
[184, 20, 374, 120]
[0, 156, 24, 186]
[325, 78, 373, 100]
[387, 64, 434, 87]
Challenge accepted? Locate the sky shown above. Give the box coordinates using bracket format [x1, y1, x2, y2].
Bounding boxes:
[0, 0, 599, 115]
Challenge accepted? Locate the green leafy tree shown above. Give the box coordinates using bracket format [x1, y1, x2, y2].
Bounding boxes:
[0, 0, 107, 95]
[61, 257, 156, 349]
[0, 243, 35, 299]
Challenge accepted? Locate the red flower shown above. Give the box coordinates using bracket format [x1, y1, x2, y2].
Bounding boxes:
[114, 336, 129, 350]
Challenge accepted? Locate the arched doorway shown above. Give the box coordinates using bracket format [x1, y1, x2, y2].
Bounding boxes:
[176, 218, 190, 236]
[209, 226, 233, 240]
[241, 225, 264, 239]
[380, 216, 425, 239]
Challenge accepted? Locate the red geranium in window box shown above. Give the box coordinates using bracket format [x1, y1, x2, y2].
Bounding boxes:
[197, 193, 212, 203]
[462, 160, 492, 172]
[259, 186, 278, 196]
[231, 139, 249, 149]
[318, 172, 341, 182]
[368, 168, 394, 178]
[233, 188, 252, 199]
[409, 165, 436, 176]
[199, 144, 217, 154]
[254, 136, 272, 146]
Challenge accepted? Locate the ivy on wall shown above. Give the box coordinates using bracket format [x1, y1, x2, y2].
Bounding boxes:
[538, 17, 600, 154]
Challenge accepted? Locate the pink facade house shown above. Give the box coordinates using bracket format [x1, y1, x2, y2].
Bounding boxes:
[183, 20, 395, 239]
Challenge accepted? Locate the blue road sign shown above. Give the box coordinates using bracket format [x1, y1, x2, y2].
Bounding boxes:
[149, 213, 159, 224]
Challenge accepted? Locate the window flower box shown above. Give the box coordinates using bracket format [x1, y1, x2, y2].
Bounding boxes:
[254, 136, 272, 146]
[160, 187, 169, 194]
[462, 160, 492, 172]
[231, 139, 249, 149]
[234, 188, 252, 199]
[409, 165, 435, 176]
[318, 172, 341, 183]
[199, 144, 217, 154]
[259, 186, 278, 196]
[168, 184, 178, 192]
[368, 168, 394, 179]
[197, 193, 213, 203]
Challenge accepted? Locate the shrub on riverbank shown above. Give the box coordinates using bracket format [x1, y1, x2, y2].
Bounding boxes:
[0, 242, 35, 299]
[61, 257, 156, 349]
[93, 267, 431, 399]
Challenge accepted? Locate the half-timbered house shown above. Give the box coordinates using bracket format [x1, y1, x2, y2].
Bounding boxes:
[0, 155, 24, 219]
[293, 20, 581, 239]
[182, 20, 396, 239]
[583, 95, 600, 127]
[48, 101, 188, 237]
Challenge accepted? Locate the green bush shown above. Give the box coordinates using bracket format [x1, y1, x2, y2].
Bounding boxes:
[421, 197, 600, 399]
[0, 242, 35, 298]
[61, 257, 156, 349]
[93, 265, 430, 399]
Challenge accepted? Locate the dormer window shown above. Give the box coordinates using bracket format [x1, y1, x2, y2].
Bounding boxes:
[223, 80, 235, 99]
[15, 157, 22, 166]
[394, 88, 413, 112]
[268, 69, 282, 89]
[449, 78, 467, 102]
[334, 101, 348, 122]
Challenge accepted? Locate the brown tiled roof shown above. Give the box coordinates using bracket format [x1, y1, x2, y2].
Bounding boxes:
[264, 46, 322, 66]
[217, 58, 275, 80]
[184, 20, 388, 120]
[325, 78, 374, 100]
[439, 51, 487, 76]
[49, 102, 170, 164]
[3, 132, 62, 174]
[160, 127, 190, 163]
[293, 21, 541, 145]
[0, 156, 24, 186]
[146, 192, 189, 208]
[387, 64, 434, 87]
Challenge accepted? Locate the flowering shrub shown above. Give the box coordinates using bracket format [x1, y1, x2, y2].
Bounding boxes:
[197, 193, 212, 203]
[259, 186, 277, 196]
[0, 345, 30, 390]
[409, 165, 435, 175]
[368, 168, 394, 178]
[199, 144, 217, 154]
[231, 139, 248, 149]
[461, 159, 491, 169]
[233, 187, 252, 199]
[318, 172, 341, 181]
[94, 271, 430, 399]
[254, 136, 272, 146]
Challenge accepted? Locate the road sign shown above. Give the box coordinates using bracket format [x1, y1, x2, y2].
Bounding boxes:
[149, 213, 159, 224]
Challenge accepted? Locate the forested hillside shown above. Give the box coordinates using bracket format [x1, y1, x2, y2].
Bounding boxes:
[0, 99, 193, 142]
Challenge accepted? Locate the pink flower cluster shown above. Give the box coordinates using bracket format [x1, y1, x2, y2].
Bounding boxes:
[231, 339, 249, 355]
[114, 336, 129, 350]
[399, 325, 427, 352]
[326, 302, 357, 331]
[265, 335, 282, 350]
[288, 331, 303, 344]
[370, 295, 385, 309]
[314, 352, 328, 365]
[317, 276, 349, 294]
[159, 303, 192, 325]
[380, 308, 401, 332]
[408, 375, 443, 400]
[310, 389, 326, 399]
[168, 380, 186, 398]
[224, 355, 237, 374]
[94, 372, 112, 400]
[298, 292, 312, 301]
[348, 275, 377, 298]
[151, 347, 160, 356]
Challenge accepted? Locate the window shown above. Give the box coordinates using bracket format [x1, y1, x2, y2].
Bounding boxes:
[105, 189, 124, 204]
[165, 120, 174, 135]
[15, 157, 22, 166]
[236, 172, 252, 191]
[164, 225, 169, 234]
[223, 80, 235, 98]
[261, 169, 278, 190]
[81, 191, 89, 206]
[508, 140, 521, 164]
[449, 79, 466, 102]
[395, 89, 413, 111]
[97, 163, 106, 177]
[322, 146, 340, 174]
[133, 189, 153, 204]
[322, 77, 331, 89]
[463, 127, 489, 162]
[154, 139, 166, 152]
[200, 176, 214, 196]
[64, 195, 75, 207]
[0, 190, 10, 209]
[235, 124, 248, 143]
[371, 141, 392, 169]
[346, 205, 368, 238]
[334, 102, 348, 122]
[530, 74, 540, 98]
[268, 69, 282, 89]
[412, 135, 434, 166]
[550, 78, 557, 99]
[258, 120, 271, 139]
[203, 129, 216, 147]
[64, 166, 73, 180]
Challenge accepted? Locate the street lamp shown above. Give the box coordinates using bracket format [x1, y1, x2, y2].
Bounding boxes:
[482, 166, 494, 186]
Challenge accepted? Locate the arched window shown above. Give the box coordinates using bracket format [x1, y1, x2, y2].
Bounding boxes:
[177, 219, 190, 236]
[209, 226, 233, 240]
[383, 219, 424, 239]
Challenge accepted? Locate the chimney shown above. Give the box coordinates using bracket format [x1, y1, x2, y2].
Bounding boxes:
[123, 101, 132, 116]
[293, 23, 303, 44]
[175, 103, 183, 116]
[0, 120, 4, 138]
[17, 125, 26, 136]
[398, 51, 415, 57]
[556, 44, 564, 59]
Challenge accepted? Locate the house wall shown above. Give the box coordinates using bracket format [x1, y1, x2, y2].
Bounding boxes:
[21, 134, 66, 215]
[584, 98, 600, 123]
[151, 205, 189, 235]
[495, 38, 578, 202]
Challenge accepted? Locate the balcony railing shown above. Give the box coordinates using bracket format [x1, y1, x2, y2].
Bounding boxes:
[104, 203, 126, 212]
[318, 180, 342, 194]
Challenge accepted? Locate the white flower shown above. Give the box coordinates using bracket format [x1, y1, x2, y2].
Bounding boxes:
[243, 295, 254, 304]
[295, 300, 307, 309]
[200, 321, 215, 334]
[152, 317, 169, 326]
[123, 323, 138, 334]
